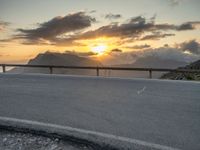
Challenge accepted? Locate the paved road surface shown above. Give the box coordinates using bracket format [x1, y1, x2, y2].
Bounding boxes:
[0, 74, 199, 150]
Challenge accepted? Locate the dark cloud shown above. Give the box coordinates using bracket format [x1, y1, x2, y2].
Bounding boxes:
[67, 16, 197, 42]
[15, 15, 156, 45]
[177, 21, 200, 30]
[126, 44, 151, 49]
[177, 23, 194, 30]
[110, 48, 123, 53]
[179, 40, 200, 54]
[72, 16, 177, 40]
[16, 12, 96, 44]
[141, 33, 175, 40]
[64, 50, 97, 56]
[77, 51, 97, 56]
[8, 14, 200, 46]
[105, 13, 122, 20]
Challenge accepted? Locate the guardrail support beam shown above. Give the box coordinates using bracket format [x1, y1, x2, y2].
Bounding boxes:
[149, 69, 152, 79]
[96, 67, 99, 76]
[2, 65, 6, 73]
[49, 67, 53, 74]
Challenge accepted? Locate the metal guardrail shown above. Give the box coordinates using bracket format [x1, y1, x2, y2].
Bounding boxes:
[0, 64, 200, 79]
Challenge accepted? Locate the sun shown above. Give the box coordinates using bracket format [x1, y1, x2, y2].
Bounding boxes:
[91, 45, 107, 55]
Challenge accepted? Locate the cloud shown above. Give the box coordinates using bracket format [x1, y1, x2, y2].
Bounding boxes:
[142, 47, 195, 62]
[0, 21, 10, 32]
[105, 13, 122, 20]
[102, 39, 200, 65]
[126, 44, 151, 49]
[65, 50, 97, 56]
[177, 23, 194, 30]
[179, 40, 200, 54]
[110, 48, 123, 53]
[177, 21, 200, 30]
[64, 16, 197, 42]
[141, 32, 175, 41]
[5, 14, 200, 46]
[105, 45, 198, 65]
[16, 12, 96, 44]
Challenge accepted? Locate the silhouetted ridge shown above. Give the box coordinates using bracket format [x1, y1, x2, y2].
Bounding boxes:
[161, 59, 200, 81]
[10, 52, 101, 75]
[28, 52, 101, 66]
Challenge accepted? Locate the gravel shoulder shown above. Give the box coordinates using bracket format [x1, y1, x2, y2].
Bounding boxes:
[0, 129, 92, 150]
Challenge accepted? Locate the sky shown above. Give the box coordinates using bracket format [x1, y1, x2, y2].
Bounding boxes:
[0, 0, 200, 64]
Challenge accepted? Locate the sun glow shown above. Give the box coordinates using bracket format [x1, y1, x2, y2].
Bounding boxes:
[91, 44, 107, 55]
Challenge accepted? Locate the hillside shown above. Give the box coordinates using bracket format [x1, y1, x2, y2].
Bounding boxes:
[109, 55, 187, 78]
[10, 52, 101, 76]
[161, 59, 200, 81]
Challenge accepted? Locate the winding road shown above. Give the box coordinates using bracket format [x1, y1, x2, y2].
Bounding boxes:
[0, 74, 199, 150]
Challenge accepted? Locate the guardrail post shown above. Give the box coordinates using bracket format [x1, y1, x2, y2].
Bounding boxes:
[96, 67, 99, 76]
[49, 67, 53, 74]
[149, 69, 152, 79]
[2, 65, 6, 73]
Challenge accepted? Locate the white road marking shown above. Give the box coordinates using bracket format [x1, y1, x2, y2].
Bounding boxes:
[0, 116, 180, 150]
[137, 86, 146, 95]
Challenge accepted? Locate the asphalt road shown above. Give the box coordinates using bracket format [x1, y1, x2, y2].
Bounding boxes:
[0, 74, 199, 150]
